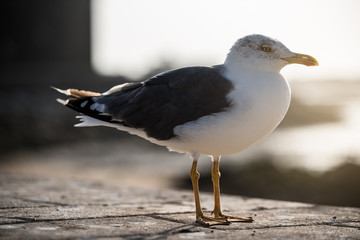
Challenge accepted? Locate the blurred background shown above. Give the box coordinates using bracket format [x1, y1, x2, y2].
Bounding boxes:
[1, 0, 360, 207]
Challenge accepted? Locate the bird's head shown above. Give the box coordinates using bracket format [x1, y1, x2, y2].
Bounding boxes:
[225, 34, 319, 72]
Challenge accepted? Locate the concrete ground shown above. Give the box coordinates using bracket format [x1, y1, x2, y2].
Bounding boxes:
[1, 172, 359, 240]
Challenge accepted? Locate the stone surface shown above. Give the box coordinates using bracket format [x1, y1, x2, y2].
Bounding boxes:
[0, 172, 359, 240]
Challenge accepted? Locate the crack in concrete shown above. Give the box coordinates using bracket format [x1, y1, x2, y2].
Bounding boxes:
[147, 214, 188, 225]
[3, 196, 193, 210]
[11, 196, 73, 207]
[0, 211, 194, 225]
[0, 205, 63, 210]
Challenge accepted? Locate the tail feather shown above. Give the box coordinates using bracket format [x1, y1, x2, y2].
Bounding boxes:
[56, 98, 69, 105]
[75, 115, 111, 127]
[52, 86, 119, 125]
[51, 86, 101, 98]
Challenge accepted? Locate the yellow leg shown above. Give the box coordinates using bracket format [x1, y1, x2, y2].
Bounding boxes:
[211, 156, 254, 222]
[189, 155, 229, 226]
[211, 157, 222, 217]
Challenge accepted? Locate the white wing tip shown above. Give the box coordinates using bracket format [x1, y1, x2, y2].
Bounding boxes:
[56, 98, 69, 105]
[51, 86, 71, 96]
[74, 115, 106, 128]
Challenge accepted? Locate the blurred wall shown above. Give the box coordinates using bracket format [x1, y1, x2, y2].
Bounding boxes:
[1, 0, 90, 66]
[0, 0, 125, 155]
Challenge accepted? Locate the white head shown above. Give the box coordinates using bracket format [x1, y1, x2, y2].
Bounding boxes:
[225, 34, 318, 72]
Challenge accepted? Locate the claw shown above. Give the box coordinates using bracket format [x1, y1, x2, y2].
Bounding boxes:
[213, 212, 254, 223]
[196, 214, 231, 227]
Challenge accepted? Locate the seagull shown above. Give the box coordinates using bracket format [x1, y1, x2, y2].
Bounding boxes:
[53, 34, 318, 226]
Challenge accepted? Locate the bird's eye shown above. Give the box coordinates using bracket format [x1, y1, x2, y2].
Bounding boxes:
[261, 45, 271, 52]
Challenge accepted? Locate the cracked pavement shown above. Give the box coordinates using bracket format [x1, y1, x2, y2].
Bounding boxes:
[0, 172, 359, 239]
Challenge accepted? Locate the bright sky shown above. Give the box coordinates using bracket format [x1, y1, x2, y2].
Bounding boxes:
[91, 0, 360, 81]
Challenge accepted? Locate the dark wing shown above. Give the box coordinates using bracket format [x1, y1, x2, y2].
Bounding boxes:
[96, 66, 234, 140]
[57, 66, 234, 140]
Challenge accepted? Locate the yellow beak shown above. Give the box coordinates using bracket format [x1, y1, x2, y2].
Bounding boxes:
[281, 53, 319, 66]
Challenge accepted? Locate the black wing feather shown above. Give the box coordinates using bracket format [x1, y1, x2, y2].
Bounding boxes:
[96, 66, 234, 140]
